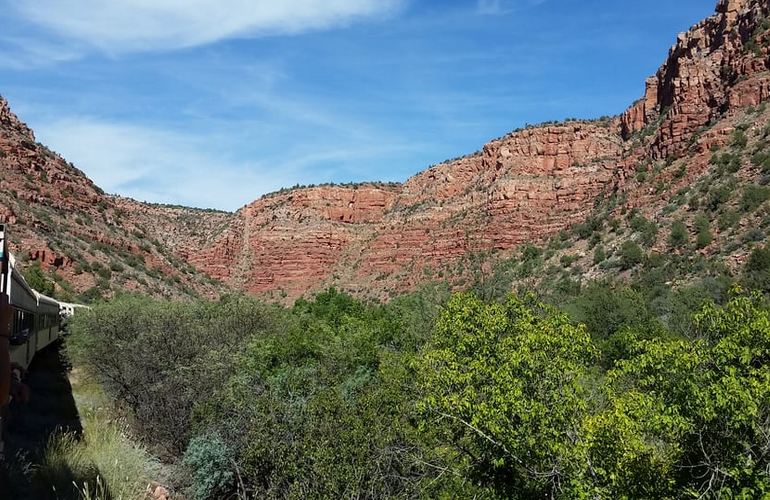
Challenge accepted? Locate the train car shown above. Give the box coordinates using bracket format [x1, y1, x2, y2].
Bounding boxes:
[59, 301, 90, 324]
[0, 224, 70, 457]
[6, 258, 61, 370]
[0, 226, 64, 367]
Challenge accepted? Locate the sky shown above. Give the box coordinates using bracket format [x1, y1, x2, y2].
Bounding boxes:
[0, 0, 713, 211]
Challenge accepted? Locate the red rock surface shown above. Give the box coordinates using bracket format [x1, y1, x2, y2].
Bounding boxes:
[620, 0, 770, 158]
[192, 122, 624, 299]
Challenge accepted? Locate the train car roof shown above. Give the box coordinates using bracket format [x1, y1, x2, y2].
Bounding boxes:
[8, 254, 35, 297]
[6, 253, 60, 310]
[35, 291, 59, 307]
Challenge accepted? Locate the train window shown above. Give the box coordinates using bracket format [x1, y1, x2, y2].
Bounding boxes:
[10, 308, 31, 345]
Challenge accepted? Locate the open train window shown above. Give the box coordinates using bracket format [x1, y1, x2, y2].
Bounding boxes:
[10, 308, 32, 346]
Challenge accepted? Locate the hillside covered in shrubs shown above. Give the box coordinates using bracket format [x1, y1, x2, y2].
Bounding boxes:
[63, 261, 770, 498]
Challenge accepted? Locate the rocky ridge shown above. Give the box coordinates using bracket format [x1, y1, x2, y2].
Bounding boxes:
[0, 97, 226, 300]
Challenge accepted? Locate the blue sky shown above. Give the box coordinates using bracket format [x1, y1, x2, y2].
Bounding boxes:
[0, 0, 712, 211]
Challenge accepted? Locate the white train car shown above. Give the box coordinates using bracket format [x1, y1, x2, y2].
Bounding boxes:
[59, 301, 90, 322]
[7, 253, 62, 370]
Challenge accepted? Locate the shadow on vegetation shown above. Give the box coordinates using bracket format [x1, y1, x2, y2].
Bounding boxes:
[0, 342, 112, 499]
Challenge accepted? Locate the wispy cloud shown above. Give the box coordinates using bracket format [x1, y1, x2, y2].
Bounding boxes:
[36, 118, 273, 210]
[477, 0, 547, 15]
[0, 35, 83, 70]
[32, 114, 423, 211]
[9, 0, 405, 53]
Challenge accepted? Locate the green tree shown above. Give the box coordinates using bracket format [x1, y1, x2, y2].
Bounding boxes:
[22, 261, 55, 296]
[606, 293, 770, 498]
[668, 220, 689, 248]
[419, 293, 598, 497]
[619, 240, 644, 270]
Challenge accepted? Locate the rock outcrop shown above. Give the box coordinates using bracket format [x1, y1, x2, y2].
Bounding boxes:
[620, 0, 770, 158]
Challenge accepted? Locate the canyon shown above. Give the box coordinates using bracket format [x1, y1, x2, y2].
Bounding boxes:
[1, 0, 769, 301]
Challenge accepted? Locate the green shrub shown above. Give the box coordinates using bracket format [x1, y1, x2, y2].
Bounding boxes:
[90, 262, 112, 281]
[593, 246, 606, 265]
[182, 434, 235, 500]
[744, 245, 770, 291]
[573, 217, 602, 240]
[751, 150, 770, 172]
[619, 241, 644, 270]
[668, 220, 689, 248]
[718, 209, 741, 231]
[22, 261, 55, 296]
[67, 296, 283, 452]
[741, 184, 770, 212]
[708, 183, 734, 210]
[694, 214, 713, 249]
[629, 215, 658, 247]
[710, 152, 741, 173]
[730, 128, 748, 149]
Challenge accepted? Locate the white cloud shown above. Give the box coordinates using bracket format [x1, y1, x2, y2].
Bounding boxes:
[36, 119, 288, 210]
[10, 0, 404, 53]
[0, 34, 83, 69]
[477, 0, 546, 15]
[33, 117, 419, 211]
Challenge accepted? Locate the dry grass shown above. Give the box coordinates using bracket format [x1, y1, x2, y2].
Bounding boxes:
[34, 372, 159, 500]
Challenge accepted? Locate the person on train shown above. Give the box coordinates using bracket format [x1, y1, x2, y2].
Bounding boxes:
[9, 363, 28, 405]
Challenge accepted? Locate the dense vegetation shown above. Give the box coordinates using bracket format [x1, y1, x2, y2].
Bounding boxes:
[67, 268, 770, 498]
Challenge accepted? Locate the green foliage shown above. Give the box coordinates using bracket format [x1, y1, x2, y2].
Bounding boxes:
[182, 434, 235, 500]
[629, 214, 658, 247]
[694, 213, 713, 249]
[33, 378, 157, 500]
[741, 184, 770, 212]
[711, 152, 742, 173]
[70, 280, 770, 499]
[731, 128, 749, 149]
[668, 220, 689, 248]
[67, 295, 284, 453]
[751, 148, 770, 172]
[22, 261, 55, 296]
[573, 216, 602, 240]
[565, 282, 665, 366]
[90, 262, 112, 281]
[708, 181, 735, 211]
[719, 208, 741, 231]
[593, 245, 606, 265]
[619, 240, 644, 270]
[421, 291, 770, 498]
[419, 293, 598, 497]
[607, 294, 770, 497]
[744, 245, 770, 291]
[560, 254, 579, 267]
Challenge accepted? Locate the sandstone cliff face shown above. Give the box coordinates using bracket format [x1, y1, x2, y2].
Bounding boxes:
[620, 0, 770, 158]
[192, 123, 624, 300]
